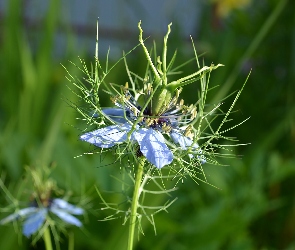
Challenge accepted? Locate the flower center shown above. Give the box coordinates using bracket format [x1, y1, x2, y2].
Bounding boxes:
[144, 116, 172, 133]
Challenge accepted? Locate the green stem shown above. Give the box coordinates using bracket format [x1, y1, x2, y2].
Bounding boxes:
[138, 21, 161, 82]
[127, 157, 145, 250]
[162, 23, 172, 85]
[167, 64, 223, 92]
[68, 231, 74, 250]
[43, 227, 53, 250]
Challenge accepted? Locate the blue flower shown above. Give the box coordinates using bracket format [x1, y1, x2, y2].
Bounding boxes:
[0, 198, 84, 237]
[80, 89, 205, 169]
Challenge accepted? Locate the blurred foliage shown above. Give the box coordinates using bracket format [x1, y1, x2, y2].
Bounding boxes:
[0, 0, 294, 249]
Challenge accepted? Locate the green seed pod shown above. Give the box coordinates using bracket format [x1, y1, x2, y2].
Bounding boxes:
[151, 87, 173, 115]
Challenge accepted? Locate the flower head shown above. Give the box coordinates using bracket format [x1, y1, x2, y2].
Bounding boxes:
[0, 198, 84, 237]
[0, 165, 85, 240]
[80, 85, 205, 169]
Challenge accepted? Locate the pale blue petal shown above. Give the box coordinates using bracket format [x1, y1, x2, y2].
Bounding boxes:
[50, 208, 82, 227]
[18, 207, 39, 217]
[0, 207, 38, 225]
[80, 123, 132, 148]
[51, 199, 84, 215]
[102, 108, 129, 124]
[133, 128, 173, 169]
[170, 131, 196, 150]
[171, 130, 206, 163]
[0, 213, 20, 225]
[23, 209, 47, 237]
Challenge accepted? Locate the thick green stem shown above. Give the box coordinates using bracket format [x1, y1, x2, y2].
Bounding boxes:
[43, 227, 53, 250]
[68, 231, 74, 250]
[127, 157, 145, 250]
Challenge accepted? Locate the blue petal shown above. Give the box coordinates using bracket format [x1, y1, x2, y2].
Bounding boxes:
[170, 131, 197, 150]
[50, 208, 82, 227]
[171, 130, 206, 163]
[0, 207, 38, 225]
[23, 209, 47, 237]
[102, 108, 129, 124]
[80, 123, 132, 148]
[51, 199, 84, 215]
[133, 128, 173, 169]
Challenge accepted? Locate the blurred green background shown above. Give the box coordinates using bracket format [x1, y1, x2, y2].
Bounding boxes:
[1, 0, 295, 249]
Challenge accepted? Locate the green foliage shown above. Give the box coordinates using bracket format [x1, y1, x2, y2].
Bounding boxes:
[0, 0, 294, 249]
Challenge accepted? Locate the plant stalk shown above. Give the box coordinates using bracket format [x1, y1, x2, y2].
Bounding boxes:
[43, 227, 53, 250]
[68, 231, 74, 250]
[127, 157, 145, 250]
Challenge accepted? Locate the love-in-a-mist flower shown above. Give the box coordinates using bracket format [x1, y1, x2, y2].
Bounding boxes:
[80, 84, 206, 169]
[0, 198, 84, 237]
